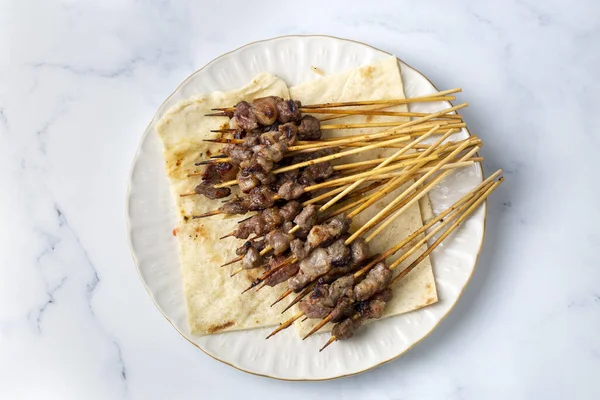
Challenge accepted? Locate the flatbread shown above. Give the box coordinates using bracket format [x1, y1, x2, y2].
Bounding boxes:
[288, 56, 438, 336]
[157, 73, 298, 335]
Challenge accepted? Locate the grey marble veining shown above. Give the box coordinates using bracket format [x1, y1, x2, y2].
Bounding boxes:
[1, 0, 599, 398]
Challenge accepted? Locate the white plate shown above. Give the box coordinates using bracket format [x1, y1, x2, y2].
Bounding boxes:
[126, 35, 485, 380]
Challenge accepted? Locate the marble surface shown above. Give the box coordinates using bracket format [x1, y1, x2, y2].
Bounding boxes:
[1, 0, 599, 398]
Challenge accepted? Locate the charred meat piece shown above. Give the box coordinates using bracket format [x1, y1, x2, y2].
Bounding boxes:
[218, 198, 248, 215]
[242, 247, 262, 270]
[288, 248, 331, 292]
[328, 275, 355, 304]
[237, 173, 260, 193]
[251, 96, 280, 126]
[234, 215, 266, 239]
[299, 162, 333, 185]
[266, 228, 294, 255]
[243, 134, 261, 148]
[356, 288, 393, 320]
[225, 144, 253, 165]
[331, 316, 364, 340]
[202, 162, 239, 183]
[325, 238, 351, 267]
[298, 286, 333, 318]
[264, 260, 300, 287]
[274, 169, 299, 191]
[233, 101, 258, 130]
[297, 115, 322, 140]
[235, 239, 266, 256]
[262, 207, 284, 231]
[194, 181, 231, 200]
[276, 99, 302, 123]
[350, 238, 370, 264]
[279, 200, 302, 222]
[277, 181, 305, 200]
[293, 205, 319, 231]
[244, 186, 276, 211]
[257, 141, 288, 163]
[290, 238, 309, 260]
[306, 214, 352, 249]
[278, 122, 298, 146]
[330, 296, 356, 323]
[353, 262, 392, 301]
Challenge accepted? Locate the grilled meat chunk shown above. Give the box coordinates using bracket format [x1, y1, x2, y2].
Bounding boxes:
[242, 247, 262, 269]
[218, 198, 248, 215]
[277, 181, 305, 200]
[245, 186, 276, 211]
[350, 238, 370, 264]
[288, 248, 330, 292]
[266, 228, 294, 255]
[298, 161, 334, 185]
[225, 144, 252, 165]
[293, 205, 319, 231]
[297, 115, 322, 140]
[264, 261, 300, 287]
[194, 181, 231, 199]
[290, 238, 309, 260]
[279, 200, 302, 221]
[278, 122, 298, 145]
[306, 214, 351, 249]
[261, 207, 284, 230]
[251, 96, 280, 125]
[332, 316, 364, 340]
[235, 239, 266, 256]
[353, 262, 392, 301]
[233, 101, 258, 130]
[330, 296, 356, 322]
[276, 99, 302, 123]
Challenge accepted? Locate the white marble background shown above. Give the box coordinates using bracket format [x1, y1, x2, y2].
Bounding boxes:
[1, 0, 599, 398]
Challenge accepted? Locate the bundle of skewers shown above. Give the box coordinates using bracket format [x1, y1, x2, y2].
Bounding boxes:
[185, 90, 503, 351]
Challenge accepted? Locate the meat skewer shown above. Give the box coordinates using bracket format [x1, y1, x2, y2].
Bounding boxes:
[301, 170, 502, 339]
[344, 140, 478, 245]
[193, 121, 466, 166]
[319, 176, 503, 351]
[222, 136, 479, 275]
[265, 171, 502, 341]
[305, 108, 463, 119]
[226, 128, 446, 272]
[249, 150, 463, 301]
[210, 89, 461, 114]
[266, 163, 470, 312]
[210, 118, 460, 134]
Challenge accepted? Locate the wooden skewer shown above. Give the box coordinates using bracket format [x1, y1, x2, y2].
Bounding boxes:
[265, 311, 304, 339]
[210, 105, 465, 192]
[306, 108, 462, 119]
[318, 125, 441, 212]
[221, 255, 243, 267]
[190, 122, 466, 169]
[278, 285, 314, 312]
[303, 183, 492, 340]
[345, 130, 463, 220]
[364, 146, 481, 242]
[268, 170, 500, 341]
[301, 94, 459, 109]
[354, 170, 502, 277]
[254, 132, 447, 266]
[345, 138, 475, 244]
[319, 176, 504, 350]
[211, 89, 461, 112]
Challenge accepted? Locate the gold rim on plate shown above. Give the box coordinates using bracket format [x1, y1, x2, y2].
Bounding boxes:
[125, 34, 487, 381]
